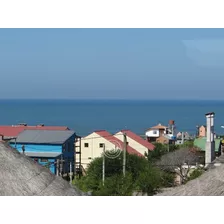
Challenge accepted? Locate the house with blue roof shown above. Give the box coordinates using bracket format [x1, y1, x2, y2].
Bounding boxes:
[10, 130, 76, 175]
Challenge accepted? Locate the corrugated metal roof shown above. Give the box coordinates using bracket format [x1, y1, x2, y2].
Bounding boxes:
[13, 130, 75, 144]
[0, 125, 70, 138]
[25, 152, 62, 158]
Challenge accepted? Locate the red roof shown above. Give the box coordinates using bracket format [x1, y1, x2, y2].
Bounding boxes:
[0, 125, 69, 138]
[120, 130, 155, 151]
[95, 130, 143, 157]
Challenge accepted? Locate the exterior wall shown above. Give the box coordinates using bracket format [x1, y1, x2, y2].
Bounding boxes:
[78, 132, 121, 170]
[199, 126, 206, 137]
[145, 129, 160, 137]
[114, 131, 146, 156]
[64, 135, 76, 173]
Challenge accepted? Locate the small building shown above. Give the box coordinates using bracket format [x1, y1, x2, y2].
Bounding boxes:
[10, 130, 76, 175]
[79, 130, 143, 170]
[145, 123, 168, 142]
[198, 125, 206, 137]
[114, 130, 155, 156]
[175, 132, 191, 144]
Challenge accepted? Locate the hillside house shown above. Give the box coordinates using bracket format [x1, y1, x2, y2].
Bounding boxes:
[79, 130, 143, 170]
[114, 130, 155, 156]
[145, 120, 176, 144]
[9, 130, 76, 175]
[145, 123, 168, 142]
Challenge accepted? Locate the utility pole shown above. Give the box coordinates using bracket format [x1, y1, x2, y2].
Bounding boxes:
[59, 158, 64, 177]
[123, 133, 127, 177]
[56, 159, 59, 176]
[70, 162, 72, 184]
[102, 143, 105, 186]
[181, 132, 184, 144]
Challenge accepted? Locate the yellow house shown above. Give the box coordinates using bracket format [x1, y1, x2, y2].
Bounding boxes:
[77, 130, 143, 170]
[114, 130, 155, 156]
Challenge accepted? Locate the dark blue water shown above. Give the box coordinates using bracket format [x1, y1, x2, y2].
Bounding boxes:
[0, 99, 224, 136]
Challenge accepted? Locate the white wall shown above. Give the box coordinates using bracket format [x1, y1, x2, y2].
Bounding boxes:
[145, 129, 160, 137]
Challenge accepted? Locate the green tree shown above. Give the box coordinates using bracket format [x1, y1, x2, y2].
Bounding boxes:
[74, 150, 173, 196]
[147, 143, 167, 162]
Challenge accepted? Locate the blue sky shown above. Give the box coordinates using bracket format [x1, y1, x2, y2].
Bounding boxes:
[0, 28, 224, 100]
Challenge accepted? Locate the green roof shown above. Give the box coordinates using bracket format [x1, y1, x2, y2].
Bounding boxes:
[194, 137, 221, 152]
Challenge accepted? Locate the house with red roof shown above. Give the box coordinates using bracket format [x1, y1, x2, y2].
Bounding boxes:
[78, 130, 144, 170]
[114, 130, 155, 156]
[0, 124, 69, 140]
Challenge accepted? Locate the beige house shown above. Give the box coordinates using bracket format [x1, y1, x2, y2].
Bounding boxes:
[114, 130, 154, 156]
[77, 130, 143, 170]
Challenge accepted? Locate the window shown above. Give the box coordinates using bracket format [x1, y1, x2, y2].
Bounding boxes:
[40, 158, 48, 162]
[153, 130, 157, 134]
[99, 143, 104, 148]
[84, 143, 89, 148]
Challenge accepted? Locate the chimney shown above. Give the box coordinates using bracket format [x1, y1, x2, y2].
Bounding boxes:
[205, 112, 215, 165]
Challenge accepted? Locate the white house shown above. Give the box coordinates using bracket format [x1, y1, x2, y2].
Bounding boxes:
[145, 123, 168, 142]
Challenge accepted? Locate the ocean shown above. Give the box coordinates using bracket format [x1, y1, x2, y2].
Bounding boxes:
[0, 99, 224, 136]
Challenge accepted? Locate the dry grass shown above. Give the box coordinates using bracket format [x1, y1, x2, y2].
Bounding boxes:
[0, 143, 86, 196]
